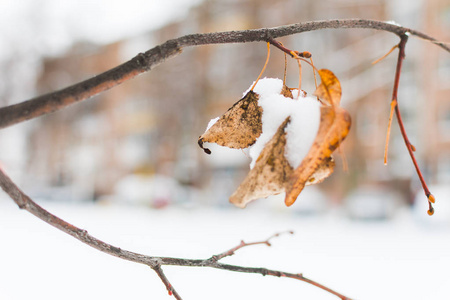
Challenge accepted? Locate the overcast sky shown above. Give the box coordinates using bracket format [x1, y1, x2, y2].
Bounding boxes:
[0, 0, 202, 58]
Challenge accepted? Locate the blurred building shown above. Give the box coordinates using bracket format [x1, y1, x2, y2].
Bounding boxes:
[23, 0, 449, 207]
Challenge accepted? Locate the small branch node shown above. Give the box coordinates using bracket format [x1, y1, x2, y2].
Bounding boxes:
[79, 229, 89, 238]
[428, 193, 436, 204]
[134, 52, 146, 66]
[18, 201, 27, 210]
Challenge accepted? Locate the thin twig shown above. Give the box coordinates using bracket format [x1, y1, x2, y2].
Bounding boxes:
[0, 19, 448, 130]
[152, 264, 183, 300]
[390, 35, 435, 215]
[372, 44, 399, 65]
[209, 230, 294, 262]
[0, 167, 350, 299]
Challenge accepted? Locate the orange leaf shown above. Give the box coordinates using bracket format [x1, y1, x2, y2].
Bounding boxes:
[306, 156, 335, 186]
[284, 106, 351, 206]
[229, 115, 336, 208]
[314, 69, 342, 107]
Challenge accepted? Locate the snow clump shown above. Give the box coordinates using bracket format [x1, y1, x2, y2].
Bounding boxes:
[248, 78, 321, 169]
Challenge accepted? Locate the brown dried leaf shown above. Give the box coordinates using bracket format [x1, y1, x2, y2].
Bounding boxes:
[229, 117, 293, 208]
[284, 106, 351, 206]
[314, 69, 342, 106]
[306, 156, 335, 186]
[198, 84, 292, 154]
[198, 91, 262, 154]
[225, 72, 349, 208]
[228, 115, 335, 208]
[281, 85, 294, 99]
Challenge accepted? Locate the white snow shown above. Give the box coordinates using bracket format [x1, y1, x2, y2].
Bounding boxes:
[205, 117, 220, 132]
[1, 198, 450, 300]
[386, 20, 403, 27]
[247, 78, 320, 169]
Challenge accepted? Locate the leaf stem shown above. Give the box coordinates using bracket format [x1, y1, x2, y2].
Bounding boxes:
[251, 42, 271, 91]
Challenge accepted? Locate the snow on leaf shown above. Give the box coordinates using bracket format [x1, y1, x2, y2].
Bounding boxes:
[199, 71, 350, 208]
[198, 79, 293, 155]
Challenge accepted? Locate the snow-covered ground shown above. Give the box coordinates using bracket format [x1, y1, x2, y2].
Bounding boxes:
[1, 197, 450, 300]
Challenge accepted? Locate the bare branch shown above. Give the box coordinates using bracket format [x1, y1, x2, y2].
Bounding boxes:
[387, 35, 435, 214]
[0, 19, 448, 130]
[208, 230, 294, 262]
[152, 264, 183, 300]
[0, 166, 349, 299]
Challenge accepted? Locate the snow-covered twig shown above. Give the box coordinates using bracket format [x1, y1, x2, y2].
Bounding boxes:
[0, 19, 448, 130]
[0, 167, 350, 299]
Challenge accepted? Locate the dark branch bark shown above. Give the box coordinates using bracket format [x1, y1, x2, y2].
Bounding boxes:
[0, 19, 448, 130]
[0, 167, 350, 299]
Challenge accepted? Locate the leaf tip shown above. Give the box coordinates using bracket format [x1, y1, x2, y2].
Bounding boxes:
[229, 196, 248, 209]
[285, 189, 301, 207]
[198, 138, 211, 154]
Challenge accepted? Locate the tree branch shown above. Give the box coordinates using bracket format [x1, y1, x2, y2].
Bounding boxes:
[208, 230, 294, 262]
[0, 167, 350, 299]
[0, 19, 448, 130]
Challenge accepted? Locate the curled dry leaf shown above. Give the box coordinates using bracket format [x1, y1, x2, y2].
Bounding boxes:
[234, 70, 349, 207]
[198, 84, 293, 154]
[284, 106, 351, 206]
[306, 156, 335, 186]
[229, 106, 343, 208]
[314, 69, 342, 107]
[199, 71, 350, 208]
[284, 69, 350, 206]
[198, 90, 262, 154]
[230, 118, 292, 208]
